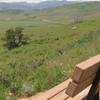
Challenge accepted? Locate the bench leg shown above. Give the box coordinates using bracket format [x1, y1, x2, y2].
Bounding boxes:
[85, 68, 100, 100]
[93, 92, 99, 100]
[83, 92, 99, 100]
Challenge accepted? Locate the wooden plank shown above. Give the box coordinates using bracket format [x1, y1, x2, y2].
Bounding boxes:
[72, 55, 100, 83]
[66, 85, 91, 100]
[66, 85, 100, 100]
[66, 74, 95, 97]
[28, 79, 71, 100]
[49, 89, 69, 100]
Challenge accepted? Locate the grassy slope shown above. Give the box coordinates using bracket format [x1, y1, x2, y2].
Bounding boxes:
[34, 2, 100, 23]
[0, 2, 100, 99]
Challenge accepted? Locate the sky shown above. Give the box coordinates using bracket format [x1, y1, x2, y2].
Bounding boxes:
[0, 0, 100, 3]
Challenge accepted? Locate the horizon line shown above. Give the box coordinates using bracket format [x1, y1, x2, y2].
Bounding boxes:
[0, 0, 99, 3]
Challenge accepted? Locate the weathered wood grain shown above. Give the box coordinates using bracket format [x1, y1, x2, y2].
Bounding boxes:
[66, 74, 95, 97]
[72, 55, 100, 83]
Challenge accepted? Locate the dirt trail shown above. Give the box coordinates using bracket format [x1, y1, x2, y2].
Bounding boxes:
[42, 19, 66, 25]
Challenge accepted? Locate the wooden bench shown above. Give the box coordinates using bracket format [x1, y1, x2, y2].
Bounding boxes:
[66, 55, 100, 100]
[25, 55, 100, 100]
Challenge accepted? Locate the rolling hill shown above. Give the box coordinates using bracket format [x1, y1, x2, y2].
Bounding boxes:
[0, 1, 76, 10]
[0, 2, 100, 22]
[34, 1, 100, 24]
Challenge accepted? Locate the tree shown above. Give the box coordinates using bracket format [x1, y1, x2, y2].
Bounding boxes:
[3, 27, 28, 49]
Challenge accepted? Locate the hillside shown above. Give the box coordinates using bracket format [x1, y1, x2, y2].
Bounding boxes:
[0, 2, 100, 100]
[0, 2, 100, 22]
[35, 1, 100, 24]
[0, 1, 75, 10]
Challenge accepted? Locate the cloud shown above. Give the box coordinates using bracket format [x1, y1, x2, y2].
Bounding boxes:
[0, 0, 48, 3]
[68, 0, 100, 1]
[0, 0, 100, 3]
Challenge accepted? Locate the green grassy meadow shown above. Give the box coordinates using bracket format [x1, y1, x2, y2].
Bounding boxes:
[0, 2, 100, 100]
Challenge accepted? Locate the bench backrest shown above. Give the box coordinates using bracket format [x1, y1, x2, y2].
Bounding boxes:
[66, 55, 100, 97]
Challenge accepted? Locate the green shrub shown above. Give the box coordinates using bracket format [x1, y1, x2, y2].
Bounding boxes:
[3, 27, 28, 50]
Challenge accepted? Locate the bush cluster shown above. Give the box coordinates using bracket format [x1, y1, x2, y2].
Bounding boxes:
[3, 27, 28, 49]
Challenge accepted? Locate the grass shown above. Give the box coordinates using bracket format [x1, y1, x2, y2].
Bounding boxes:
[0, 2, 100, 100]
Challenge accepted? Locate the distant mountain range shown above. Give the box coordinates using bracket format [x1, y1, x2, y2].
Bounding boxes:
[0, 1, 78, 10]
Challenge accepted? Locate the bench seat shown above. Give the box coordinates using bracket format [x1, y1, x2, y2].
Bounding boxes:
[29, 79, 70, 100]
[22, 79, 92, 100]
[20, 55, 100, 100]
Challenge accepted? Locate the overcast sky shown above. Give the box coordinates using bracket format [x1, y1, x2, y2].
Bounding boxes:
[0, 0, 100, 3]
